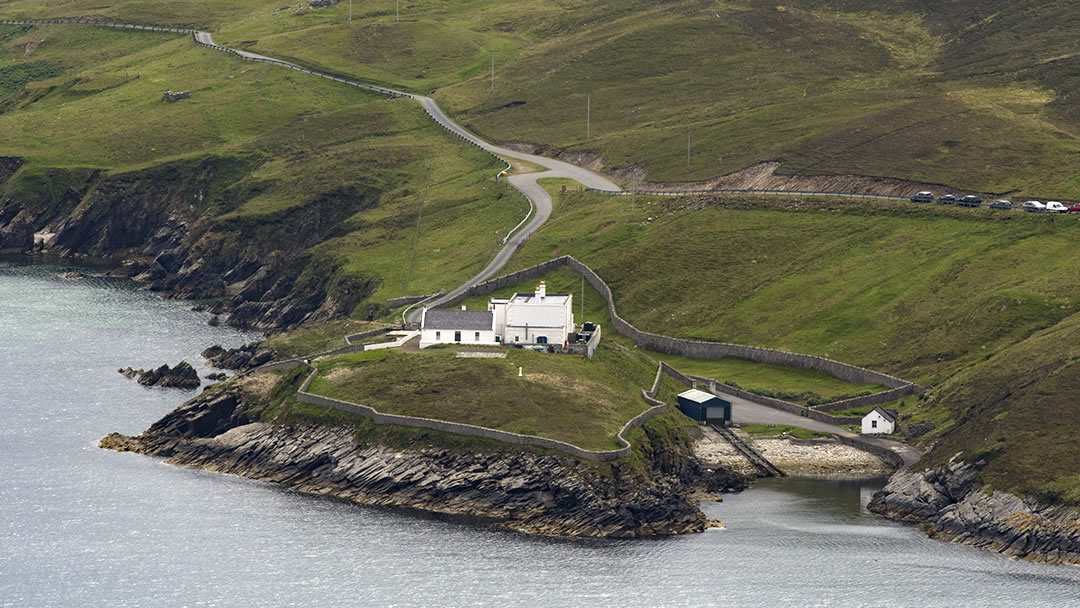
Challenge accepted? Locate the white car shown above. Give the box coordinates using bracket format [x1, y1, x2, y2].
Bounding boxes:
[1045, 201, 1068, 213]
[1022, 200, 1046, 212]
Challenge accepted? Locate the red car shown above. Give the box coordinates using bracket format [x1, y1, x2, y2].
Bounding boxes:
[1069, 203, 1080, 214]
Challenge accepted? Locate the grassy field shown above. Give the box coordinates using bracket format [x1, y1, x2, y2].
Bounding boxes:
[261, 319, 389, 358]
[306, 339, 665, 451]
[646, 354, 887, 405]
[504, 190, 1080, 384]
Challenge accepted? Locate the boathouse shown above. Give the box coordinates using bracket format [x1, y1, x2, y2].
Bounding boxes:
[676, 389, 732, 425]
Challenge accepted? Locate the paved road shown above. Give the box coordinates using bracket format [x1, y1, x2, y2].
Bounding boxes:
[722, 388, 922, 470]
[186, 30, 619, 321]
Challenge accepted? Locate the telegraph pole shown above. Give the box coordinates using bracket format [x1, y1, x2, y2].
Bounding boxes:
[491, 52, 494, 91]
[396, 0, 400, 22]
[349, 0, 352, 22]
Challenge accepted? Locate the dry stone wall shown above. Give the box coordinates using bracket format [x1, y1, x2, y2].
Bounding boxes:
[448, 256, 922, 408]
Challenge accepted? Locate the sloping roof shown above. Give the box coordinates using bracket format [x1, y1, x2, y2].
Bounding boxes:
[423, 309, 492, 331]
[867, 407, 898, 423]
[678, 388, 718, 404]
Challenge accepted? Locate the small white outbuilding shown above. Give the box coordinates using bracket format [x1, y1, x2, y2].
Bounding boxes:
[861, 407, 897, 435]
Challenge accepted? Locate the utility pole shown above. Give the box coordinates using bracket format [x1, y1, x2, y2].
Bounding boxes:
[580, 275, 584, 324]
[490, 52, 494, 91]
[586, 92, 591, 139]
[396, 0, 400, 23]
[349, 0, 352, 22]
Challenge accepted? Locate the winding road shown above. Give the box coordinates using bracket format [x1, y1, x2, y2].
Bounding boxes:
[0, 19, 619, 321]
[187, 29, 621, 320]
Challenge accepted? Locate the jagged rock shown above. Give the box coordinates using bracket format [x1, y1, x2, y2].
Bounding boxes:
[206, 372, 228, 381]
[201, 342, 276, 370]
[99, 382, 711, 538]
[869, 461, 1080, 564]
[118, 367, 144, 379]
[162, 90, 190, 102]
[135, 361, 201, 389]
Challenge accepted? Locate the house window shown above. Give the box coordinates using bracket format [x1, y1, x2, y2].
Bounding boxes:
[514, 336, 519, 342]
[454, 331, 461, 342]
[537, 336, 548, 344]
[475, 332, 480, 341]
[871, 420, 878, 429]
[435, 331, 440, 340]
[495, 336, 501, 343]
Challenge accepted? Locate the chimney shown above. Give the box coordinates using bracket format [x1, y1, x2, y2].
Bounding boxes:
[536, 281, 546, 300]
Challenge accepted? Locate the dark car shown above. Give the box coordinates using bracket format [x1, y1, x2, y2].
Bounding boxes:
[937, 194, 957, 205]
[958, 195, 983, 207]
[989, 200, 1012, 210]
[910, 191, 934, 203]
[1069, 203, 1080, 214]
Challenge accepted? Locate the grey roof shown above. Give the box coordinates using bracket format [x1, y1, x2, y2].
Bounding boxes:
[424, 309, 492, 331]
[869, 407, 898, 423]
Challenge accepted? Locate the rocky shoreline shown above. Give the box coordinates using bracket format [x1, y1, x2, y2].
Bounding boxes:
[869, 460, 1080, 565]
[101, 378, 730, 538]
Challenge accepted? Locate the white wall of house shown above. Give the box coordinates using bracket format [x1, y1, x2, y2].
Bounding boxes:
[861, 410, 896, 435]
[419, 327, 498, 349]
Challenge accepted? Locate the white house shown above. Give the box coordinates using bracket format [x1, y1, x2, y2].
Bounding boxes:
[419, 307, 498, 349]
[420, 281, 575, 349]
[861, 407, 897, 435]
[489, 281, 574, 348]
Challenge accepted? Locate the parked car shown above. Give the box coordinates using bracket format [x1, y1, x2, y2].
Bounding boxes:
[958, 195, 983, 207]
[1022, 200, 1046, 212]
[937, 194, 957, 205]
[1068, 203, 1080, 214]
[1045, 201, 1068, 213]
[910, 191, 934, 203]
[989, 199, 1012, 210]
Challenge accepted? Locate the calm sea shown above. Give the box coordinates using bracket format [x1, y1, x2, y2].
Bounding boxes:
[2, 260, 1079, 607]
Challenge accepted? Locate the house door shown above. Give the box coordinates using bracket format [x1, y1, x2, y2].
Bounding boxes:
[454, 331, 461, 342]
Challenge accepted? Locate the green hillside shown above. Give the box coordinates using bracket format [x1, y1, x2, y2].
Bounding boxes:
[7, 1, 1077, 195]
[503, 188, 1080, 500]
[0, 23, 527, 307]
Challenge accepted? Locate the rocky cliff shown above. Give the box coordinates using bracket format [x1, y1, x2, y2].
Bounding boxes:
[0, 155, 378, 329]
[101, 381, 716, 537]
[869, 460, 1080, 564]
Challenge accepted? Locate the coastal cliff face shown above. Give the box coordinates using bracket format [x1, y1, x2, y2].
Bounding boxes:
[0, 155, 377, 329]
[101, 383, 713, 538]
[869, 461, 1080, 564]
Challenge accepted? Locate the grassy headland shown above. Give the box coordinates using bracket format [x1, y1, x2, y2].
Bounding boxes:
[306, 341, 672, 451]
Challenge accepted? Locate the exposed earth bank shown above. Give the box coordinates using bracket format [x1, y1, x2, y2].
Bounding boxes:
[869, 460, 1080, 565]
[101, 379, 737, 537]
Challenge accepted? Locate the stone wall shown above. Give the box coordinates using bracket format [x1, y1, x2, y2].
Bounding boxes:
[811, 385, 920, 412]
[683, 372, 862, 426]
[566, 325, 602, 359]
[445, 255, 922, 405]
[836, 435, 904, 470]
[386, 293, 441, 310]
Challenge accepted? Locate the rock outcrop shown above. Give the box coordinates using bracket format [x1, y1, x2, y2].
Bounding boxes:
[201, 343, 276, 370]
[100, 382, 713, 537]
[0, 155, 380, 329]
[869, 460, 1080, 564]
[127, 361, 201, 389]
